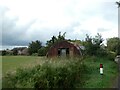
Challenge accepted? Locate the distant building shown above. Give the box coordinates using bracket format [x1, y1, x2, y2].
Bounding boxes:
[47, 40, 82, 58]
[6, 50, 13, 55]
[0, 47, 29, 56]
[21, 48, 29, 55]
[18, 50, 22, 55]
[12, 47, 29, 55]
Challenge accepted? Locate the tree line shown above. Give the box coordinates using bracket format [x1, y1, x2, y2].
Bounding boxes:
[28, 32, 66, 56]
[1, 32, 120, 57]
[28, 32, 120, 57]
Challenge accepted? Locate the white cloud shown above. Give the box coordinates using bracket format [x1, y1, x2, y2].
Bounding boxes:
[1, 0, 118, 49]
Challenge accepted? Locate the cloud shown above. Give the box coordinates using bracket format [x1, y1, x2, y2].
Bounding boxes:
[1, 0, 118, 49]
[2, 10, 37, 46]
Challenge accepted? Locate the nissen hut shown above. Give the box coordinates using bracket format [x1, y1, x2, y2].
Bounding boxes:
[47, 40, 82, 58]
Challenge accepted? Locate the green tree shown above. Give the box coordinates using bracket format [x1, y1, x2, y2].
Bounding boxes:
[38, 46, 47, 56]
[93, 33, 103, 46]
[28, 40, 42, 55]
[84, 34, 93, 55]
[116, 1, 120, 8]
[46, 32, 66, 49]
[107, 37, 120, 55]
[46, 36, 57, 48]
[84, 33, 104, 56]
[57, 32, 66, 41]
[2, 50, 7, 56]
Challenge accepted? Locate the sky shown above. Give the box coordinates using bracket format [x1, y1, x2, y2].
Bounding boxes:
[0, 0, 119, 50]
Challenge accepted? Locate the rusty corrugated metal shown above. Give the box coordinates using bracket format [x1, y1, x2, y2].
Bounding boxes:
[47, 40, 81, 58]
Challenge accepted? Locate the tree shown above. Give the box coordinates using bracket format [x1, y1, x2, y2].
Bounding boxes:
[93, 33, 103, 46]
[38, 46, 47, 56]
[46, 36, 57, 48]
[28, 40, 42, 55]
[84, 34, 93, 55]
[46, 32, 66, 48]
[57, 32, 66, 41]
[116, 1, 120, 8]
[84, 33, 104, 56]
[107, 37, 120, 55]
[2, 50, 7, 56]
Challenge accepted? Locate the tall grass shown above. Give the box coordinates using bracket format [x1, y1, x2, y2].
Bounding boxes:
[2, 57, 87, 88]
[2, 56, 118, 88]
[82, 56, 119, 88]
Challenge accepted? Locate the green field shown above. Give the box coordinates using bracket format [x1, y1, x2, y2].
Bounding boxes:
[2, 56, 45, 76]
[2, 56, 119, 88]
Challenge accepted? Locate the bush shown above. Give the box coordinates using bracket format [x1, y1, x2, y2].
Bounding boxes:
[96, 48, 107, 57]
[32, 53, 38, 56]
[106, 51, 116, 61]
[2, 58, 87, 88]
[38, 47, 47, 56]
[2, 50, 7, 56]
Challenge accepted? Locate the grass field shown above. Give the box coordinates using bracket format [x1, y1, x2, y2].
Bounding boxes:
[2, 56, 119, 88]
[2, 56, 45, 76]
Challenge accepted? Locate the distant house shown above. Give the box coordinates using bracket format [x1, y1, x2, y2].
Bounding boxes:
[12, 47, 29, 55]
[18, 50, 22, 55]
[47, 40, 82, 58]
[21, 48, 29, 55]
[6, 50, 13, 55]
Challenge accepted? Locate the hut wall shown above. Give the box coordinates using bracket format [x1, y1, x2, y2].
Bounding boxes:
[47, 41, 81, 57]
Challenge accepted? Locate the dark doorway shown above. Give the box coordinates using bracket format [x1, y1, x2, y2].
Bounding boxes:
[58, 48, 69, 57]
[66, 48, 69, 55]
[58, 49, 61, 56]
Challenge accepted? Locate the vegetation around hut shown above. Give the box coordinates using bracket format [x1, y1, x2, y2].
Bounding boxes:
[2, 56, 118, 88]
[1, 32, 120, 88]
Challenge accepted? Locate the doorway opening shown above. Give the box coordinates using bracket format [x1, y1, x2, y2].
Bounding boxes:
[58, 48, 69, 57]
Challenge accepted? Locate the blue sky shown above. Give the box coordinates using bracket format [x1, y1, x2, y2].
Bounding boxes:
[0, 0, 119, 50]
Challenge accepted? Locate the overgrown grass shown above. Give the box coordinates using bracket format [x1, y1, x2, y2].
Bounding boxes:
[2, 57, 86, 88]
[2, 56, 118, 88]
[82, 56, 119, 88]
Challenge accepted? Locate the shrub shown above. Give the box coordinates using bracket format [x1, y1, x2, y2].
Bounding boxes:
[38, 47, 47, 56]
[2, 50, 7, 56]
[106, 51, 116, 61]
[96, 48, 107, 57]
[2, 58, 87, 88]
[32, 53, 38, 56]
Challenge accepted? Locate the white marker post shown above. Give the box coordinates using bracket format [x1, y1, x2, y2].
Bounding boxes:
[100, 64, 103, 75]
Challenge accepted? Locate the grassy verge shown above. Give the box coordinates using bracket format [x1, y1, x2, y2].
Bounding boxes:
[82, 56, 119, 88]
